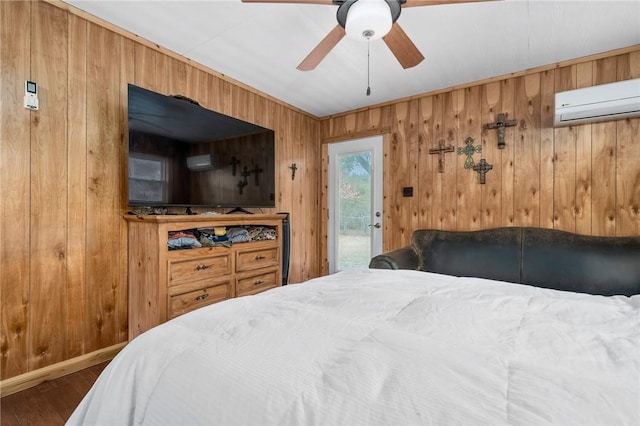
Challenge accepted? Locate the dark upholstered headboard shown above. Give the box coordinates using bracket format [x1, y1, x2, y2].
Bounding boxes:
[369, 227, 640, 296]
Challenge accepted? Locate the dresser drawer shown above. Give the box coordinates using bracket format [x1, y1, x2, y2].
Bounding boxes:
[168, 281, 231, 319]
[236, 246, 279, 272]
[236, 269, 279, 297]
[168, 254, 232, 286]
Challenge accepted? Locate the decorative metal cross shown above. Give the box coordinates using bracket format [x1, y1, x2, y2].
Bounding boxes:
[237, 180, 247, 195]
[457, 136, 482, 169]
[251, 165, 263, 186]
[289, 163, 297, 181]
[241, 166, 251, 186]
[230, 156, 241, 176]
[485, 113, 518, 149]
[429, 140, 455, 173]
[472, 158, 493, 184]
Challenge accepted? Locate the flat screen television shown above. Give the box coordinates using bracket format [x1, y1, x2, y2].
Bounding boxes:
[127, 84, 275, 209]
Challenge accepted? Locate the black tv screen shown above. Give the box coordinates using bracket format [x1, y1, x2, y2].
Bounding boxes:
[127, 84, 275, 209]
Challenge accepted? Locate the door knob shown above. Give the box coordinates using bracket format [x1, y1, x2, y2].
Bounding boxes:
[369, 222, 381, 229]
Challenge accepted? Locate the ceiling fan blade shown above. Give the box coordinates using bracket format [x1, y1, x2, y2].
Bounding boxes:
[383, 23, 425, 69]
[241, 0, 334, 4]
[402, 0, 498, 7]
[297, 25, 346, 71]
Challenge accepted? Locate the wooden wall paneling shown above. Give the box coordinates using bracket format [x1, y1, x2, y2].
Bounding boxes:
[406, 99, 421, 235]
[0, 0, 31, 379]
[369, 108, 383, 131]
[553, 65, 578, 232]
[343, 113, 358, 137]
[186, 67, 209, 113]
[388, 101, 417, 248]
[320, 142, 329, 274]
[616, 116, 640, 236]
[417, 96, 434, 230]
[154, 52, 170, 95]
[119, 36, 135, 342]
[538, 70, 556, 230]
[627, 50, 640, 78]
[441, 91, 458, 230]
[617, 117, 639, 234]
[134, 44, 157, 92]
[615, 53, 640, 236]
[265, 98, 279, 210]
[381, 132, 392, 251]
[327, 113, 353, 140]
[456, 86, 482, 231]
[290, 111, 305, 281]
[218, 79, 234, 117]
[66, 13, 88, 359]
[480, 81, 502, 228]
[84, 22, 122, 351]
[28, 1, 69, 370]
[594, 55, 618, 85]
[353, 109, 369, 131]
[499, 78, 515, 227]
[166, 57, 188, 99]
[253, 95, 268, 128]
[589, 57, 618, 236]
[430, 94, 445, 230]
[373, 112, 396, 234]
[276, 105, 291, 210]
[299, 114, 315, 281]
[574, 63, 593, 235]
[230, 84, 251, 123]
[275, 106, 295, 278]
[590, 123, 617, 236]
[513, 73, 542, 227]
[354, 107, 382, 132]
[303, 116, 320, 282]
[387, 107, 403, 248]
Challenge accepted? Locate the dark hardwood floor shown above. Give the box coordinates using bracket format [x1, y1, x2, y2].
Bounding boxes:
[1, 362, 109, 426]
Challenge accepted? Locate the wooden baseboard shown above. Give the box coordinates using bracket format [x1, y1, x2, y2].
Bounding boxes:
[0, 342, 126, 397]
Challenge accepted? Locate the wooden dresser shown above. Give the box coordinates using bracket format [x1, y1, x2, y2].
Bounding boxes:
[125, 213, 286, 339]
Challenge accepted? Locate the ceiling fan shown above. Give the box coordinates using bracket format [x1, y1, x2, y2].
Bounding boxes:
[241, 0, 495, 71]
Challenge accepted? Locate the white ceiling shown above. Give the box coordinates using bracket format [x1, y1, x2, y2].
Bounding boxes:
[64, 0, 640, 118]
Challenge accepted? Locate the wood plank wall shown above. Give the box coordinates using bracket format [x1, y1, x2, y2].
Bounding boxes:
[320, 47, 640, 270]
[0, 0, 319, 381]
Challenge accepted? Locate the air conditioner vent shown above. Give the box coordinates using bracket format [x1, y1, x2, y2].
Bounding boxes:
[554, 78, 640, 127]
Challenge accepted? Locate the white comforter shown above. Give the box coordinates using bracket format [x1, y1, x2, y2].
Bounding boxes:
[68, 269, 640, 425]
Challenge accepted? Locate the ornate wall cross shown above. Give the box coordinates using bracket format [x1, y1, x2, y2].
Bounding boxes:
[289, 163, 297, 180]
[237, 166, 252, 195]
[485, 113, 518, 149]
[428, 140, 455, 173]
[240, 166, 251, 185]
[457, 136, 482, 169]
[472, 158, 493, 184]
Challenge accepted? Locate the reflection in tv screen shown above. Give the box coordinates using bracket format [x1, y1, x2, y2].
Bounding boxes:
[127, 84, 275, 208]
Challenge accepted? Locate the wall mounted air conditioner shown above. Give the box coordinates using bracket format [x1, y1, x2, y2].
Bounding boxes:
[186, 154, 218, 172]
[554, 78, 640, 127]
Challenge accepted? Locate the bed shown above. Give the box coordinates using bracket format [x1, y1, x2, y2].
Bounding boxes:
[68, 227, 640, 425]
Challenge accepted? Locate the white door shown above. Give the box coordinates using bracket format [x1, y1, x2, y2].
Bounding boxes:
[328, 135, 383, 274]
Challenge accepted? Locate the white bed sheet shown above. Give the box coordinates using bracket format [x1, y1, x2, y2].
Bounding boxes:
[68, 269, 640, 425]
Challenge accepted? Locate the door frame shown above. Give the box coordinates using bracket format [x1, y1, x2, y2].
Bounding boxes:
[321, 131, 389, 275]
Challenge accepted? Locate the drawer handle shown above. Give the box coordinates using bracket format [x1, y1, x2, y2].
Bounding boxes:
[195, 264, 211, 271]
[254, 280, 264, 286]
[195, 293, 209, 301]
[254, 255, 266, 260]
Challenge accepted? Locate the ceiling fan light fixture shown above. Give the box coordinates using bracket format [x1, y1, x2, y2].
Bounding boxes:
[345, 0, 392, 41]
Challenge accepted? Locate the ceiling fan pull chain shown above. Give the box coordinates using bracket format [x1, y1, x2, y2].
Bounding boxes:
[366, 39, 371, 96]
